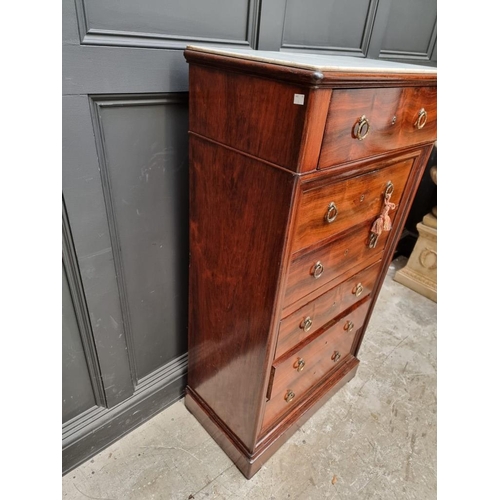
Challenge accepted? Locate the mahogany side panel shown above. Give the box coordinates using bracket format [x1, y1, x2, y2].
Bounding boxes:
[188, 135, 296, 451]
[188, 64, 310, 172]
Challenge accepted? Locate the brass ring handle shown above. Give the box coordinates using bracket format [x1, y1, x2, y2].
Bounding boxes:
[385, 181, 394, 196]
[352, 283, 364, 297]
[344, 320, 354, 332]
[324, 202, 338, 224]
[354, 115, 370, 140]
[300, 317, 313, 332]
[414, 108, 428, 129]
[331, 351, 341, 362]
[284, 390, 295, 403]
[312, 261, 324, 279]
[293, 358, 306, 372]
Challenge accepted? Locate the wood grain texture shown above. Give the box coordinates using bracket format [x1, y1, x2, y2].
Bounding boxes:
[186, 357, 359, 479]
[188, 63, 309, 171]
[188, 135, 296, 451]
[275, 260, 381, 359]
[351, 144, 436, 358]
[283, 220, 390, 309]
[263, 300, 370, 430]
[318, 86, 437, 168]
[255, 357, 359, 461]
[400, 86, 437, 145]
[184, 48, 326, 86]
[292, 157, 414, 253]
[296, 88, 332, 172]
[184, 47, 437, 479]
[281, 251, 383, 318]
[264, 300, 369, 406]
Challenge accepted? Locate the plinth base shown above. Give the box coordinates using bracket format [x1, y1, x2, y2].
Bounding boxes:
[394, 214, 437, 302]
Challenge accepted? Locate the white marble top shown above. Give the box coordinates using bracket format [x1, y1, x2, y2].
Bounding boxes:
[187, 45, 437, 74]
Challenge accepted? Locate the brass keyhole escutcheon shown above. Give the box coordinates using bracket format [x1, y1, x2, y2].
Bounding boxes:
[293, 358, 306, 372]
[285, 390, 295, 403]
[325, 202, 338, 224]
[312, 261, 324, 279]
[300, 317, 313, 332]
[352, 283, 363, 297]
[368, 180, 395, 249]
[344, 320, 354, 332]
[369, 232, 379, 249]
[332, 351, 341, 362]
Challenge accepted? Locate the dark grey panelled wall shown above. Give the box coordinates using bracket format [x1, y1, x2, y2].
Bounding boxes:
[282, 0, 380, 56]
[62, 261, 96, 423]
[62, 0, 437, 474]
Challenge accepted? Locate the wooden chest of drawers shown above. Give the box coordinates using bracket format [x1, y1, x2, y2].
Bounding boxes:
[184, 46, 437, 478]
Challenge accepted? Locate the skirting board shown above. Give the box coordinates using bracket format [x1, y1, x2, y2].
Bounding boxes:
[62, 353, 187, 475]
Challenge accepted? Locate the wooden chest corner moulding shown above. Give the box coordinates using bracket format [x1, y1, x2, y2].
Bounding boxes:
[184, 45, 437, 479]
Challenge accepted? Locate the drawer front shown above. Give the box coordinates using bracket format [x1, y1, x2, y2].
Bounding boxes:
[283, 220, 390, 309]
[318, 86, 437, 169]
[292, 158, 413, 253]
[263, 300, 370, 429]
[400, 86, 437, 146]
[276, 260, 381, 360]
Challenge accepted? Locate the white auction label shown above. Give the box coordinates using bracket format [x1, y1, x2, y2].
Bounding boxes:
[293, 94, 305, 105]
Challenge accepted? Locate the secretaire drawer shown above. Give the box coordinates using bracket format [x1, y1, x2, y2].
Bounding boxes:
[283, 220, 390, 309]
[276, 260, 381, 359]
[400, 86, 437, 146]
[263, 300, 370, 430]
[318, 86, 437, 169]
[291, 157, 413, 253]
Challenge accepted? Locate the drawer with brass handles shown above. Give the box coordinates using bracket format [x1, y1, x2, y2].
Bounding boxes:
[262, 300, 371, 430]
[185, 45, 437, 479]
[318, 86, 437, 169]
[283, 219, 393, 309]
[291, 156, 413, 253]
[276, 260, 381, 359]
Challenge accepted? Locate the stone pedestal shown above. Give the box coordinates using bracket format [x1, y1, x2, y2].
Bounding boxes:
[394, 213, 437, 302]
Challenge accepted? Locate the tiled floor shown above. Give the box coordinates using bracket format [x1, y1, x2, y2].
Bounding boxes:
[62, 256, 437, 499]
